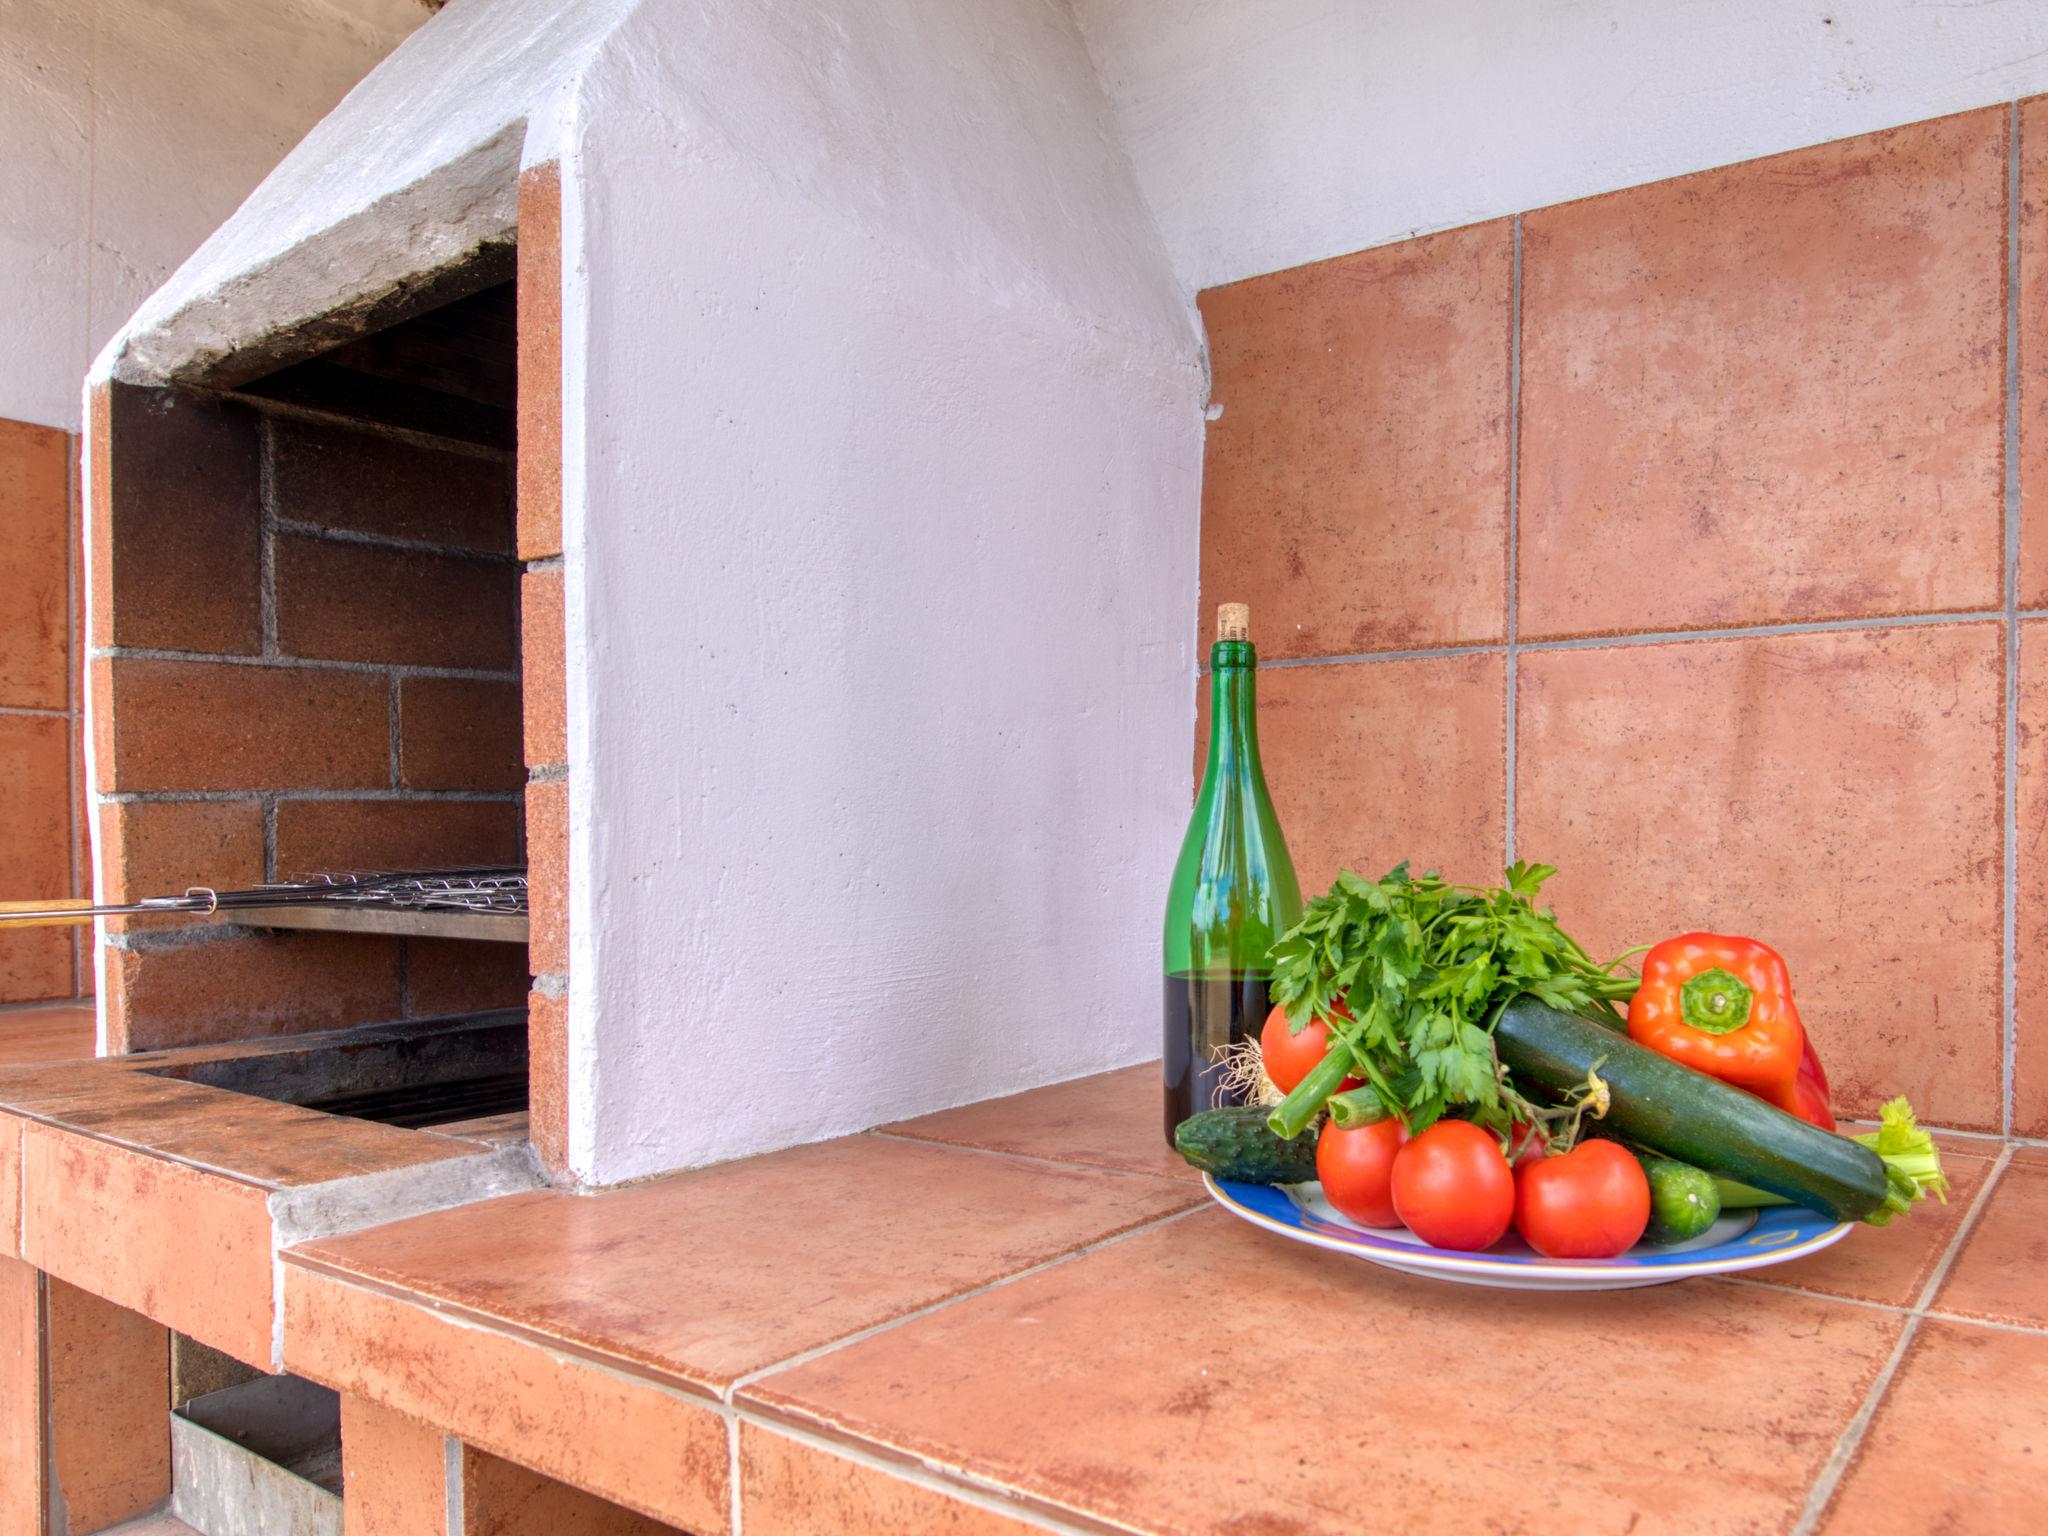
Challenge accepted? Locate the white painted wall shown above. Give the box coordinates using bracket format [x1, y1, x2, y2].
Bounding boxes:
[0, 0, 431, 431]
[561, 0, 1203, 1182]
[1072, 0, 2048, 291]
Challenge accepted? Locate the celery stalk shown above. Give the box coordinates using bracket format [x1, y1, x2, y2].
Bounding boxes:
[1852, 1096, 1950, 1225]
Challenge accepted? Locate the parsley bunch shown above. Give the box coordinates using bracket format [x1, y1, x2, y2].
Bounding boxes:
[1265, 862, 1638, 1139]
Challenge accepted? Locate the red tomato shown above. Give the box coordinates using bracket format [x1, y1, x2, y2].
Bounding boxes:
[1258, 1004, 1360, 1095]
[1513, 1140, 1651, 1259]
[1316, 1117, 1408, 1228]
[1390, 1120, 1515, 1251]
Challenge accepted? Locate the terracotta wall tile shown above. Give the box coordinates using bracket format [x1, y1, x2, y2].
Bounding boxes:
[405, 938, 530, 1020]
[741, 1422, 1043, 1536]
[526, 985, 567, 1179]
[272, 798, 522, 879]
[0, 1255, 39, 1535]
[45, 1277, 171, 1530]
[23, 1122, 275, 1365]
[399, 677, 524, 791]
[99, 382, 263, 654]
[284, 1265, 731, 1532]
[0, 714, 78, 1004]
[99, 799, 266, 905]
[1199, 653, 1506, 898]
[275, 534, 518, 671]
[0, 416, 72, 709]
[517, 163, 564, 563]
[2017, 619, 2048, 1135]
[525, 778, 567, 977]
[520, 567, 565, 769]
[1817, 1320, 2048, 1536]
[2020, 96, 2048, 606]
[1198, 220, 1511, 659]
[268, 416, 514, 555]
[1520, 108, 2007, 637]
[1517, 624, 2004, 1127]
[341, 1394, 448, 1536]
[462, 1444, 685, 1535]
[97, 656, 390, 792]
[108, 931, 404, 1052]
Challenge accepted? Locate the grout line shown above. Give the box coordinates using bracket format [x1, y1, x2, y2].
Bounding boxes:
[1212, 608, 2016, 676]
[259, 418, 279, 660]
[2004, 100, 2024, 1140]
[724, 1204, 1209, 1404]
[260, 795, 277, 883]
[0, 704, 76, 718]
[272, 516, 522, 564]
[100, 788, 523, 805]
[1788, 1144, 2016, 1536]
[388, 677, 403, 789]
[727, 1416, 745, 1536]
[89, 645, 519, 684]
[1504, 215, 1523, 863]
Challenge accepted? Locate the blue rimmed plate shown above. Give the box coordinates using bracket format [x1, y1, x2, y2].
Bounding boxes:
[1205, 1176, 1852, 1290]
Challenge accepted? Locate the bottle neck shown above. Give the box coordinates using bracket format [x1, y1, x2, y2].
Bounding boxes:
[1202, 640, 1263, 788]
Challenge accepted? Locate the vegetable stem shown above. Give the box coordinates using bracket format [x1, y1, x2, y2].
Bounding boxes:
[1267, 1043, 1354, 1140]
[1326, 1088, 1386, 1129]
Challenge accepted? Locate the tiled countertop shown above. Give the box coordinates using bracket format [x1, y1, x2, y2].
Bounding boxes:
[0, 1011, 536, 1368]
[279, 1066, 2048, 1535]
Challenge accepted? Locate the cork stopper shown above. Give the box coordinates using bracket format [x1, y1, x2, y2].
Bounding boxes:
[1216, 603, 1250, 642]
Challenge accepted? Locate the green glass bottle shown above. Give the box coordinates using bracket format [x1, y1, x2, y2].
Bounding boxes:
[1162, 603, 1302, 1143]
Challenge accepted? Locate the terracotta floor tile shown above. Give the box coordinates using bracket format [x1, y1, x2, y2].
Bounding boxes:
[744, 1209, 1902, 1536]
[1198, 220, 1511, 659]
[1819, 1319, 2048, 1535]
[1726, 1151, 1994, 1309]
[289, 1135, 1202, 1395]
[0, 1003, 94, 1065]
[1517, 625, 2004, 1128]
[741, 1422, 1044, 1536]
[1520, 108, 2006, 637]
[284, 1265, 729, 1532]
[1932, 1159, 2048, 1329]
[2014, 620, 2048, 1136]
[21, 1123, 276, 1366]
[1202, 652, 1506, 898]
[881, 1065, 1196, 1183]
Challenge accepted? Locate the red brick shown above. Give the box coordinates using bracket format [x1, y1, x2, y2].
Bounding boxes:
[268, 415, 513, 554]
[518, 164, 563, 562]
[98, 799, 265, 905]
[97, 656, 390, 792]
[405, 938, 529, 1019]
[275, 535, 518, 671]
[0, 416, 72, 709]
[108, 931, 402, 1051]
[521, 566, 565, 769]
[272, 798, 520, 879]
[99, 382, 262, 654]
[45, 1278, 170, 1530]
[462, 1444, 681, 1535]
[341, 1395, 448, 1536]
[528, 985, 567, 1180]
[399, 677, 523, 791]
[525, 779, 567, 977]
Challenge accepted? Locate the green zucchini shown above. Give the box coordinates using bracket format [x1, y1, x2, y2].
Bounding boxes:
[1174, 1106, 1317, 1184]
[1494, 998, 1910, 1223]
[1635, 1152, 1721, 1244]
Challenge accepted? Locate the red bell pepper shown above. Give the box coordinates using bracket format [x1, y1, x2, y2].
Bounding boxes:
[1628, 933, 1833, 1129]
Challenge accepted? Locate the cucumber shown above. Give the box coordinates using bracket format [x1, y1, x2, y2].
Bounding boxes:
[1635, 1153, 1721, 1244]
[1494, 997, 1898, 1223]
[1174, 1106, 1317, 1184]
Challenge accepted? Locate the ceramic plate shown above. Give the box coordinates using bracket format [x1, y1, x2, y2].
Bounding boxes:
[1205, 1175, 1852, 1290]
